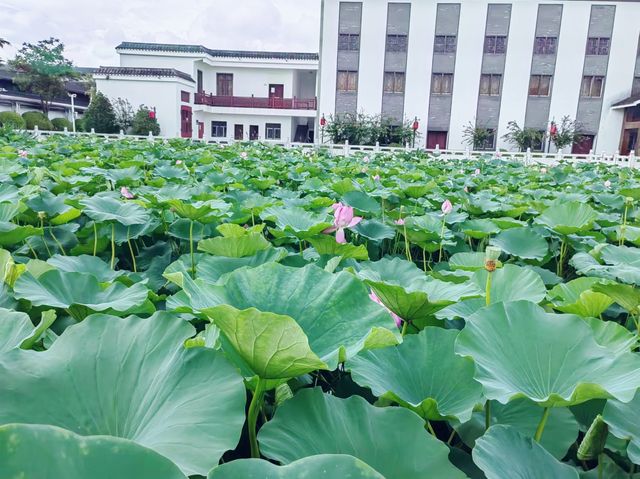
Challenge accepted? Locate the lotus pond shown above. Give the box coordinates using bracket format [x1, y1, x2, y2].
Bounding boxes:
[1, 131, 640, 478]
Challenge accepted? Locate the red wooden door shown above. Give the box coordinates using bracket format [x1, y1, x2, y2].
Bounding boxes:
[621, 129, 638, 155]
[571, 135, 594, 154]
[269, 84, 284, 108]
[180, 106, 192, 138]
[426, 131, 447, 149]
[234, 124, 244, 140]
[197, 121, 204, 139]
[250, 125, 259, 140]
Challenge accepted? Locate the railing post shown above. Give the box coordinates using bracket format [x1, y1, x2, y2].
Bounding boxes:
[464, 147, 470, 159]
[344, 140, 350, 157]
[90, 128, 95, 135]
[33, 125, 40, 137]
[588, 149, 594, 162]
[614, 150, 620, 164]
[63, 127, 69, 135]
[630, 150, 636, 168]
[526, 147, 532, 165]
[119, 130, 125, 139]
[555, 148, 563, 162]
[375, 141, 380, 153]
[147, 131, 154, 142]
[434, 144, 441, 156]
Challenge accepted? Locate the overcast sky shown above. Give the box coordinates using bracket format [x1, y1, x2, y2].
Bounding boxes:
[0, 0, 321, 67]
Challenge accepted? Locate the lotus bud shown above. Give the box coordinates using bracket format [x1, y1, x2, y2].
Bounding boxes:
[363, 156, 370, 163]
[474, 168, 481, 176]
[18, 150, 28, 158]
[626, 197, 635, 206]
[577, 415, 608, 461]
[37, 211, 46, 220]
[485, 246, 501, 272]
[395, 218, 405, 225]
[541, 167, 547, 174]
[240, 152, 248, 159]
[373, 174, 380, 181]
[176, 160, 183, 165]
[464, 186, 469, 193]
[441, 199, 453, 215]
[604, 180, 611, 188]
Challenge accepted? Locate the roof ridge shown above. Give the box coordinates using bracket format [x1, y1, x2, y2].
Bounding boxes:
[94, 66, 195, 82]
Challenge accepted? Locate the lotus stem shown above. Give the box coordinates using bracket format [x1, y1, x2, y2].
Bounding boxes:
[110, 223, 116, 270]
[40, 217, 52, 258]
[401, 320, 409, 337]
[620, 204, 629, 246]
[127, 227, 137, 273]
[446, 428, 456, 445]
[422, 247, 427, 272]
[93, 222, 98, 256]
[49, 225, 66, 256]
[557, 237, 567, 278]
[381, 198, 385, 222]
[403, 224, 411, 262]
[425, 421, 436, 436]
[597, 454, 603, 479]
[248, 377, 266, 458]
[485, 401, 491, 431]
[25, 240, 38, 259]
[534, 407, 551, 442]
[438, 218, 446, 262]
[485, 271, 492, 306]
[189, 220, 195, 276]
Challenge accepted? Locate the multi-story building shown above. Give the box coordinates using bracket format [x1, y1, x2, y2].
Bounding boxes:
[94, 42, 318, 142]
[318, 0, 640, 154]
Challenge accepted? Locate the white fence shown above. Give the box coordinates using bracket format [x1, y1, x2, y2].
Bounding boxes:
[29, 126, 637, 169]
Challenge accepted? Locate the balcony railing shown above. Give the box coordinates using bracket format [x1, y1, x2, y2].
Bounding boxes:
[194, 92, 317, 110]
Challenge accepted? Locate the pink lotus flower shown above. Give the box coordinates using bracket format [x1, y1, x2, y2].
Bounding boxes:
[369, 290, 403, 328]
[363, 156, 370, 163]
[240, 152, 248, 159]
[395, 218, 405, 225]
[464, 186, 469, 193]
[120, 186, 134, 199]
[474, 168, 481, 176]
[541, 167, 547, 174]
[441, 199, 453, 215]
[373, 174, 380, 181]
[176, 160, 183, 165]
[18, 150, 28, 158]
[323, 202, 362, 243]
[604, 180, 611, 188]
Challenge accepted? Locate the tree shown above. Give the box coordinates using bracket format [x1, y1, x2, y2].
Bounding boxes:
[0, 38, 9, 66]
[131, 105, 160, 136]
[550, 116, 584, 151]
[112, 97, 135, 132]
[83, 92, 118, 133]
[9, 38, 77, 116]
[462, 121, 494, 150]
[502, 121, 545, 152]
[324, 113, 416, 146]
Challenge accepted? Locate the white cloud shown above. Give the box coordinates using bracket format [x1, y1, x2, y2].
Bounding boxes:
[0, 0, 321, 66]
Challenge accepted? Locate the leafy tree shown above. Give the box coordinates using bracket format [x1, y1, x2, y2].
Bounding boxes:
[22, 111, 53, 130]
[325, 113, 416, 146]
[112, 97, 135, 132]
[502, 121, 545, 152]
[550, 116, 584, 151]
[462, 121, 494, 150]
[51, 117, 73, 131]
[0, 111, 25, 129]
[131, 105, 160, 136]
[83, 92, 118, 133]
[9, 38, 77, 116]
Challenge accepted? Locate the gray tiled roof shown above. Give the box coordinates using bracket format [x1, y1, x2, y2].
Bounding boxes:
[94, 66, 195, 82]
[612, 93, 640, 109]
[116, 41, 319, 61]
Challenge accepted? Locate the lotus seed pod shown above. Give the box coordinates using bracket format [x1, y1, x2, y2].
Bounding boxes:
[577, 415, 608, 461]
[485, 246, 502, 261]
[626, 197, 635, 205]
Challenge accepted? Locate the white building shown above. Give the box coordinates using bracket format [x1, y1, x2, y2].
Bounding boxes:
[94, 42, 318, 142]
[318, 0, 640, 154]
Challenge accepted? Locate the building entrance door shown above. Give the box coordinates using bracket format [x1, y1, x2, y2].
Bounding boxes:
[426, 131, 447, 149]
[250, 125, 259, 140]
[180, 106, 192, 138]
[234, 124, 244, 141]
[572, 135, 594, 155]
[269, 84, 284, 108]
[621, 128, 638, 155]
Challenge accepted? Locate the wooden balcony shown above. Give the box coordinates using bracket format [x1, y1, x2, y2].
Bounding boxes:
[194, 92, 317, 110]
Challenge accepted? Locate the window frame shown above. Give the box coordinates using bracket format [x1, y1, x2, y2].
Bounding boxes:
[586, 37, 610, 56]
[338, 33, 360, 51]
[431, 73, 454, 95]
[484, 35, 507, 54]
[434, 35, 457, 54]
[211, 121, 227, 138]
[533, 36, 557, 55]
[383, 71, 406, 94]
[216, 73, 233, 97]
[632, 76, 640, 96]
[479, 74, 502, 96]
[581, 75, 605, 98]
[476, 128, 496, 151]
[337, 70, 358, 92]
[386, 34, 409, 53]
[528, 74, 552, 96]
[265, 123, 282, 140]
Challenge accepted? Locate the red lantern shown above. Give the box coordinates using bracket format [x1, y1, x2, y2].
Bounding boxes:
[149, 109, 156, 119]
[412, 118, 419, 131]
[320, 115, 326, 127]
[549, 121, 557, 137]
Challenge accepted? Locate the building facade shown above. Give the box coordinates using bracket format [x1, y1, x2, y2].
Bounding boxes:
[95, 43, 318, 142]
[318, 0, 640, 154]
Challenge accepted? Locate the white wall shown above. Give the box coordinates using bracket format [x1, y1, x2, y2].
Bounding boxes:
[357, 0, 387, 114]
[193, 112, 293, 142]
[317, 0, 339, 123]
[95, 76, 192, 137]
[119, 53, 198, 77]
[197, 64, 294, 98]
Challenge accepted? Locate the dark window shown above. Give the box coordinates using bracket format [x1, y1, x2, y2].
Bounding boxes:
[479, 74, 502, 96]
[338, 33, 360, 51]
[383, 71, 405, 93]
[476, 129, 496, 150]
[386, 34, 408, 52]
[266, 123, 281, 140]
[581, 75, 605, 98]
[484, 35, 507, 54]
[626, 105, 640, 122]
[197, 70, 203, 93]
[181, 91, 190, 103]
[211, 121, 227, 138]
[533, 36, 557, 55]
[434, 35, 457, 54]
[528, 75, 552, 96]
[431, 73, 453, 94]
[531, 132, 545, 152]
[586, 37, 610, 55]
[632, 76, 640, 96]
[216, 73, 233, 96]
[337, 70, 358, 92]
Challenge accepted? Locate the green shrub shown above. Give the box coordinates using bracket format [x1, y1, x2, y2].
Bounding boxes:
[83, 92, 118, 133]
[75, 117, 86, 132]
[131, 106, 160, 136]
[0, 111, 26, 129]
[22, 111, 53, 131]
[51, 118, 73, 131]
[325, 113, 415, 146]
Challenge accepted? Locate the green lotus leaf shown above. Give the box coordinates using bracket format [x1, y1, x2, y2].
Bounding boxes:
[0, 424, 187, 479]
[548, 277, 613, 317]
[490, 227, 548, 261]
[177, 262, 398, 368]
[262, 205, 332, 238]
[473, 425, 579, 479]
[81, 195, 151, 226]
[206, 304, 328, 379]
[0, 309, 34, 353]
[583, 316, 637, 354]
[455, 398, 579, 459]
[0, 313, 246, 475]
[13, 270, 149, 319]
[592, 281, 640, 313]
[571, 247, 640, 286]
[353, 219, 395, 241]
[258, 388, 465, 479]
[46, 254, 125, 282]
[357, 257, 481, 323]
[342, 190, 381, 214]
[536, 201, 597, 235]
[348, 327, 483, 421]
[0, 222, 43, 246]
[460, 218, 500, 239]
[309, 235, 369, 260]
[449, 252, 486, 271]
[602, 390, 640, 464]
[455, 300, 640, 407]
[472, 264, 546, 304]
[198, 233, 271, 257]
[209, 455, 384, 479]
